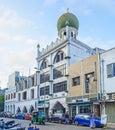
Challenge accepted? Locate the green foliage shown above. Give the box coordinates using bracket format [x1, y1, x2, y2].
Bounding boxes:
[0, 95, 4, 112]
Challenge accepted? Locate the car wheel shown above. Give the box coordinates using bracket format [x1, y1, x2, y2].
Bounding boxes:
[42, 121, 45, 125]
[75, 121, 79, 126]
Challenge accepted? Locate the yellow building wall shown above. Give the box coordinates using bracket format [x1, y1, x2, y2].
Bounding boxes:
[69, 54, 99, 98]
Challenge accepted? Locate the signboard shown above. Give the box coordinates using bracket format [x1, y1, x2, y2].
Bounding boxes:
[101, 114, 107, 125]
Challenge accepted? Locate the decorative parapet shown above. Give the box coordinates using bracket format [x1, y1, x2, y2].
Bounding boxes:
[40, 37, 68, 56]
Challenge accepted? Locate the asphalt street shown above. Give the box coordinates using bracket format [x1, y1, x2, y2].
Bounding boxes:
[0, 117, 114, 130]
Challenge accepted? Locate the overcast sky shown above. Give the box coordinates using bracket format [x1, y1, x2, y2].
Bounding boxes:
[0, 0, 115, 89]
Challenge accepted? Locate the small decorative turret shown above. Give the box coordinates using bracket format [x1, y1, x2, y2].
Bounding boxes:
[37, 43, 40, 58]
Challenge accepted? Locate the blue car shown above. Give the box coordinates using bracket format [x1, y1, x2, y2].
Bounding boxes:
[17, 113, 25, 119]
[73, 114, 104, 128]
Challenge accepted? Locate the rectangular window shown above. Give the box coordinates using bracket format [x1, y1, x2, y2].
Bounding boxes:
[61, 53, 63, 60]
[23, 91, 27, 100]
[18, 93, 21, 101]
[31, 77, 34, 86]
[107, 63, 115, 78]
[40, 71, 50, 84]
[85, 72, 94, 93]
[25, 80, 27, 89]
[79, 105, 91, 114]
[31, 89, 34, 99]
[53, 64, 66, 79]
[107, 64, 113, 78]
[113, 63, 115, 76]
[72, 76, 80, 86]
[40, 86, 50, 96]
[14, 93, 16, 98]
[53, 81, 67, 93]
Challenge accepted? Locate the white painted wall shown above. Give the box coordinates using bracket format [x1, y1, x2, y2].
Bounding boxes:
[100, 48, 115, 94]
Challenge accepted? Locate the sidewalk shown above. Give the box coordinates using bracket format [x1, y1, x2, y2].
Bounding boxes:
[107, 123, 115, 129]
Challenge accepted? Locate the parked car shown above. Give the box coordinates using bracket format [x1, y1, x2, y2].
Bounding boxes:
[17, 113, 25, 119]
[73, 114, 104, 128]
[25, 113, 31, 120]
[0, 119, 24, 129]
[4, 111, 12, 118]
[48, 112, 72, 124]
[0, 112, 5, 117]
[12, 113, 18, 118]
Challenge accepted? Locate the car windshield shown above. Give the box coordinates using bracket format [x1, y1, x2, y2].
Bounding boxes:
[76, 114, 90, 118]
[39, 111, 45, 116]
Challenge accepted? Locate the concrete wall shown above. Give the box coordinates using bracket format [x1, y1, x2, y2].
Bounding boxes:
[69, 54, 99, 97]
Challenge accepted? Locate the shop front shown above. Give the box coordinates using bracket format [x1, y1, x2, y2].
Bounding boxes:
[68, 98, 92, 118]
[100, 101, 115, 123]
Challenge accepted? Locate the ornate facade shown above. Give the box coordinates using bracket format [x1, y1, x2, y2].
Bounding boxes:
[5, 10, 102, 116]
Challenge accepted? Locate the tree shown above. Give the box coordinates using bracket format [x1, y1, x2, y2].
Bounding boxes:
[0, 95, 4, 112]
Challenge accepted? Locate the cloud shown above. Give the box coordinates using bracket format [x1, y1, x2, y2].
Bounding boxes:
[0, 16, 34, 30]
[79, 36, 115, 50]
[0, 32, 24, 42]
[84, 0, 115, 14]
[0, 40, 37, 88]
[43, 0, 58, 6]
[0, 6, 35, 31]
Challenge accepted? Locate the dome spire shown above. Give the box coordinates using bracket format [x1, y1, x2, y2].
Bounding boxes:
[57, 10, 79, 39]
[67, 8, 69, 13]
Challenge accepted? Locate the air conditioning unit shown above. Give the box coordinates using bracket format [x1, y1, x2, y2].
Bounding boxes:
[102, 94, 109, 100]
[112, 94, 115, 100]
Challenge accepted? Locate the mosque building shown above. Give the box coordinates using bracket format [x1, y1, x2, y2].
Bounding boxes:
[5, 9, 103, 116]
[35, 9, 100, 116]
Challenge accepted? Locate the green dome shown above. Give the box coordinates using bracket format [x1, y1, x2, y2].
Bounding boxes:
[57, 12, 79, 31]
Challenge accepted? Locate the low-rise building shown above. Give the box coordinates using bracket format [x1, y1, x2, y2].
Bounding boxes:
[67, 54, 100, 117]
[15, 73, 37, 113]
[4, 71, 19, 114]
[100, 47, 115, 123]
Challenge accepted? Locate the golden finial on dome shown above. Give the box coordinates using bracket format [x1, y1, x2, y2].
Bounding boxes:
[67, 8, 69, 13]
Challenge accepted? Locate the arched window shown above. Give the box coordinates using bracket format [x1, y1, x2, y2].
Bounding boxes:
[11, 93, 13, 99]
[29, 105, 34, 113]
[71, 32, 73, 37]
[54, 51, 64, 64]
[23, 106, 27, 113]
[63, 31, 66, 36]
[17, 107, 21, 113]
[40, 59, 48, 70]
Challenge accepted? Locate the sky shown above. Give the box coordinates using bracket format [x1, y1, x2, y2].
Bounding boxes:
[0, 0, 115, 89]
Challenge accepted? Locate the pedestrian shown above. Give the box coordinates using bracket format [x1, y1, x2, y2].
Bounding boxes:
[90, 111, 95, 129]
[28, 123, 34, 130]
[64, 111, 69, 124]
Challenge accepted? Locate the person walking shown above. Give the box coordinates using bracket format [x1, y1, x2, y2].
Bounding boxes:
[90, 111, 95, 129]
[64, 111, 69, 124]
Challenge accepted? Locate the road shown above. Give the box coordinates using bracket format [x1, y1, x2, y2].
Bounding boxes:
[0, 117, 114, 130]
